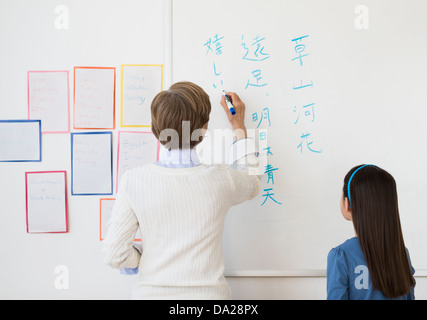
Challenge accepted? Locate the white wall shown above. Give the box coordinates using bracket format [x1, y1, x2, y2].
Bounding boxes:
[0, 0, 164, 300]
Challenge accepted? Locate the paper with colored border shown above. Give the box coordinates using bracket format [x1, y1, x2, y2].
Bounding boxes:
[74, 67, 116, 129]
[71, 132, 113, 195]
[116, 131, 160, 192]
[0, 120, 41, 162]
[26, 171, 68, 233]
[28, 71, 70, 133]
[120, 64, 163, 127]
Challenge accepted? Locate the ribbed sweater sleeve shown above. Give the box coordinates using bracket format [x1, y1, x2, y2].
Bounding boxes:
[103, 171, 141, 269]
[228, 153, 261, 205]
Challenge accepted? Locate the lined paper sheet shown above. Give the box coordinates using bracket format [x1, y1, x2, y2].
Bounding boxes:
[74, 67, 115, 129]
[28, 71, 70, 133]
[121, 64, 163, 127]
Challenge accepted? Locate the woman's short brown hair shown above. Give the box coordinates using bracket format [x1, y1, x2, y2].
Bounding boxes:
[151, 81, 211, 149]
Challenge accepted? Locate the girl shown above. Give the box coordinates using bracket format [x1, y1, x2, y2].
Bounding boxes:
[327, 164, 416, 300]
[103, 82, 260, 299]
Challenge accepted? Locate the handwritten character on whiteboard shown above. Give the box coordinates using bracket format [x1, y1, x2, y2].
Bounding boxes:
[212, 62, 224, 89]
[294, 103, 316, 125]
[291, 35, 310, 66]
[252, 112, 258, 123]
[241, 35, 270, 61]
[293, 79, 313, 90]
[264, 164, 279, 185]
[261, 188, 282, 206]
[213, 62, 222, 76]
[297, 132, 322, 154]
[245, 70, 268, 89]
[252, 107, 271, 128]
[293, 106, 300, 125]
[204, 34, 225, 56]
[263, 146, 273, 157]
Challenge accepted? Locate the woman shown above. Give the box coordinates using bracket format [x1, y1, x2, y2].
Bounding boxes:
[103, 82, 260, 299]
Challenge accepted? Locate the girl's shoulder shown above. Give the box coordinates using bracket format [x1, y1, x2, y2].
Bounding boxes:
[328, 237, 369, 274]
[328, 237, 361, 261]
[330, 236, 359, 250]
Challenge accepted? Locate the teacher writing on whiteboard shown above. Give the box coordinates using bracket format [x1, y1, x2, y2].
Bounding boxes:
[103, 82, 260, 299]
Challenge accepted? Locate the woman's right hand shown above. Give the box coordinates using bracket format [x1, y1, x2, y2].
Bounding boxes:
[220, 92, 247, 139]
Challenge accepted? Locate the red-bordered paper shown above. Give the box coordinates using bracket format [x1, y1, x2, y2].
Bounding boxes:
[25, 171, 68, 233]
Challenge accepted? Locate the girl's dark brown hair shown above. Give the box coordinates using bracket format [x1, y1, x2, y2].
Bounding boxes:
[343, 165, 415, 298]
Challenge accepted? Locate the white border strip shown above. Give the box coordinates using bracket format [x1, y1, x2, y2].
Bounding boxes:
[164, 0, 173, 88]
[225, 269, 427, 277]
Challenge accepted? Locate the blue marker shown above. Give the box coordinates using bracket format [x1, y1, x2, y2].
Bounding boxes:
[223, 91, 236, 115]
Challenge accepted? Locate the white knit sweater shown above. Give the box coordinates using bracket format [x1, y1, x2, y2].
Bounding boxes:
[103, 142, 260, 300]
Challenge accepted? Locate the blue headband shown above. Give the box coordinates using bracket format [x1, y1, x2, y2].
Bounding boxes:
[347, 164, 376, 208]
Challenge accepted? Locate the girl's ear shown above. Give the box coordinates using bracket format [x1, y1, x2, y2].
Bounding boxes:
[340, 192, 352, 221]
[343, 196, 352, 221]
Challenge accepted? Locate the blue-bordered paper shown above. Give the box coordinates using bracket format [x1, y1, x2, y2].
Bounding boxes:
[71, 131, 113, 195]
[0, 120, 41, 162]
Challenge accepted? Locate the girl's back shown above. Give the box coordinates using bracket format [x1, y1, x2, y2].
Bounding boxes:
[328, 237, 415, 300]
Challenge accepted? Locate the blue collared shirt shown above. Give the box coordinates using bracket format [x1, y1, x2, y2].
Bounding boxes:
[155, 147, 201, 168]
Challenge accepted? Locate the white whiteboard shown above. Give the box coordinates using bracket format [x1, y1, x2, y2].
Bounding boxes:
[173, 0, 427, 272]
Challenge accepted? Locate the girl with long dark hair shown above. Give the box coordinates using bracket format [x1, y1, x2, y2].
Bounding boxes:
[327, 164, 416, 299]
